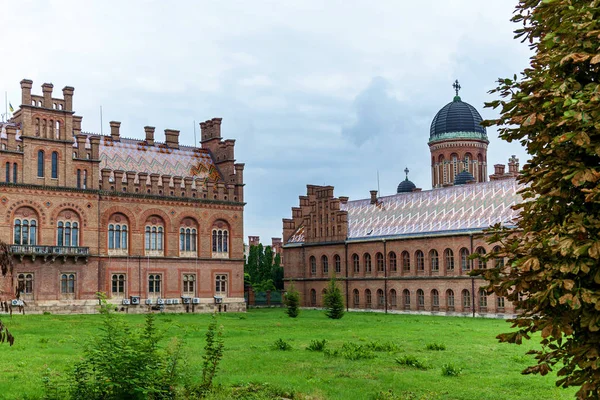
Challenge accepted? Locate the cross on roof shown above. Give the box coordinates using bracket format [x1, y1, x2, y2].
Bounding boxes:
[404, 167, 409, 180]
[453, 79, 461, 96]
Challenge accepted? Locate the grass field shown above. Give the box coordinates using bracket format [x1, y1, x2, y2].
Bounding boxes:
[0, 309, 575, 400]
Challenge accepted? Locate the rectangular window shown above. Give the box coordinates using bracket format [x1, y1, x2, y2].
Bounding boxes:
[60, 273, 75, 294]
[111, 274, 125, 294]
[5, 162, 9, 183]
[183, 274, 196, 293]
[215, 274, 227, 295]
[12, 163, 17, 183]
[148, 274, 161, 294]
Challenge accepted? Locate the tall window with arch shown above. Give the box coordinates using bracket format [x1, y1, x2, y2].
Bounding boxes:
[334, 254, 341, 274]
[377, 289, 384, 308]
[389, 289, 397, 307]
[460, 248, 470, 271]
[183, 274, 196, 295]
[51, 152, 58, 179]
[376, 252, 384, 272]
[321, 255, 328, 275]
[148, 274, 161, 295]
[388, 251, 397, 272]
[416, 250, 424, 271]
[61, 273, 76, 295]
[309, 256, 316, 275]
[365, 289, 372, 308]
[5, 162, 9, 183]
[493, 245, 505, 268]
[445, 248, 455, 271]
[364, 253, 372, 273]
[352, 253, 360, 273]
[479, 288, 488, 309]
[56, 210, 80, 247]
[179, 218, 198, 256]
[145, 216, 164, 256]
[402, 251, 410, 272]
[310, 288, 317, 306]
[12, 163, 17, 183]
[447, 289, 455, 310]
[430, 249, 439, 272]
[108, 213, 129, 255]
[17, 273, 34, 297]
[211, 220, 229, 258]
[111, 274, 126, 297]
[13, 207, 38, 246]
[353, 289, 360, 307]
[476, 247, 487, 269]
[77, 169, 81, 189]
[215, 274, 228, 296]
[417, 289, 425, 309]
[431, 289, 440, 309]
[37, 150, 44, 177]
[403, 289, 411, 309]
[462, 289, 471, 310]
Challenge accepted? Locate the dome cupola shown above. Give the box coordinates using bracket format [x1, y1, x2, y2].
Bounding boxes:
[454, 169, 476, 185]
[397, 167, 416, 193]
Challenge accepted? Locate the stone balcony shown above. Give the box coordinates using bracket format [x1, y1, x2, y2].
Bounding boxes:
[10, 244, 90, 263]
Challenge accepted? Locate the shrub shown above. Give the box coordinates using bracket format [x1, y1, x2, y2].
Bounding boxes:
[272, 338, 292, 351]
[372, 390, 438, 400]
[441, 363, 462, 377]
[341, 342, 375, 360]
[284, 282, 300, 318]
[395, 355, 429, 370]
[426, 343, 446, 351]
[364, 340, 400, 352]
[323, 278, 344, 319]
[200, 313, 225, 392]
[306, 339, 327, 352]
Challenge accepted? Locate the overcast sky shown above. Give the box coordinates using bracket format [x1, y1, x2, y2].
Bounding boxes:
[2, 1, 531, 244]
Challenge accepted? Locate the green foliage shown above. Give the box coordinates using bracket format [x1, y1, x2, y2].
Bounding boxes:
[363, 340, 401, 352]
[396, 355, 429, 370]
[426, 343, 446, 351]
[0, 241, 14, 347]
[67, 301, 184, 399]
[372, 389, 439, 400]
[200, 313, 225, 393]
[272, 338, 292, 351]
[245, 244, 284, 291]
[441, 364, 462, 377]
[203, 382, 297, 400]
[323, 277, 345, 319]
[474, 1, 600, 397]
[306, 339, 327, 352]
[284, 282, 300, 318]
[340, 342, 375, 360]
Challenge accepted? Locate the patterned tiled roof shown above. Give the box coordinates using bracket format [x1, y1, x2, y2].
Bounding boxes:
[98, 136, 221, 183]
[287, 178, 523, 244]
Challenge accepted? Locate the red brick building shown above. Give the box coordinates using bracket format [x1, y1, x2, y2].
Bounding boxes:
[282, 85, 521, 316]
[0, 79, 245, 313]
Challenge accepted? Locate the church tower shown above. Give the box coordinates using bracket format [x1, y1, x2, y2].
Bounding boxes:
[428, 80, 488, 188]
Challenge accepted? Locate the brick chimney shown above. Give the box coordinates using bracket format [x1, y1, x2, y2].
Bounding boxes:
[508, 155, 519, 175]
[20, 79, 33, 105]
[494, 164, 505, 175]
[164, 129, 180, 149]
[144, 126, 155, 145]
[41, 83, 53, 108]
[370, 190, 378, 205]
[62, 86, 74, 111]
[248, 236, 260, 247]
[110, 121, 121, 141]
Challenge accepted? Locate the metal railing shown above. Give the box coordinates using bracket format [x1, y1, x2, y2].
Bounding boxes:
[10, 245, 90, 256]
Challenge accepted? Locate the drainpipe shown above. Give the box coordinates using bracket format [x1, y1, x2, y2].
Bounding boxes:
[470, 233, 475, 318]
[383, 239, 387, 314]
[345, 242, 349, 312]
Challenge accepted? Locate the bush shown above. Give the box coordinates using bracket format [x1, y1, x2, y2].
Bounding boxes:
[364, 340, 400, 352]
[272, 338, 292, 351]
[372, 390, 438, 400]
[340, 342, 375, 360]
[284, 283, 300, 318]
[395, 355, 429, 370]
[426, 343, 446, 351]
[441, 363, 462, 377]
[323, 278, 344, 319]
[306, 339, 327, 352]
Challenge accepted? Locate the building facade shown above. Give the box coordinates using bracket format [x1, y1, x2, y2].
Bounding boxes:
[0, 79, 246, 313]
[282, 84, 521, 316]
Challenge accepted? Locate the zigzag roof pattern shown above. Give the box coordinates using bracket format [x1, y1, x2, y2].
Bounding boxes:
[98, 136, 222, 183]
[287, 178, 523, 244]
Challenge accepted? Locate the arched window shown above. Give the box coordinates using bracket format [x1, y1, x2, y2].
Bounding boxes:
[37, 150, 44, 177]
[493, 246, 504, 268]
[215, 274, 227, 295]
[334, 254, 341, 273]
[476, 247, 487, 269]
[389, 289, 397, 307]
[309, 256, 316, 275]
[212, 221, 229, 257]
[310, 289, 317, 306]
[403, 289, 411, 309]
[51, 151, 58, 179]
[364, 253, 372, 273]
[352, 253, 359, 273]
[57, 219, 79, 247]
[388, 251, 397, 272]
[376, 252, 384, 272]
[365, 289, 372, 308]
[5, 162, 9, 182]
[12, 163, 17, 183]
[377, 289, 384, 308]
[183, 274, 196, 294]
[61, 274, 76, 294]
[445, 249, 454, 271]
[148, 274, 161, 294]
[111, 274, 125, 295]
[416, 250, 424, 271]
[322, 255, 329, 275]
[460, 248, 470, 271]
[352, 289, 360, 307]
[417, 289, 425, 308]
[17, 273, 33, 294]
[497, 296, 505, 310]
[108, 224, 128, 250]
[77, 169, 81, 188]
[145, 217, 164, 254]
[179, 221, 198, 254]
[430, 249, 439, 272]
[479, 289, 488, 309]
[447, 289, 455, 309]
[402, 251, 410, 272]
[462, 289, 471, 309]
[431, 289, 439, 308]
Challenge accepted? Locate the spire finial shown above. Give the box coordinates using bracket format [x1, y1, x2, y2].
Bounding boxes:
[404, 167, 409, 181]
[453, 79, 461, 97]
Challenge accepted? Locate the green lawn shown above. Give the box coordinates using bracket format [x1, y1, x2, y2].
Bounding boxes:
[0, 309, 575, 400]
